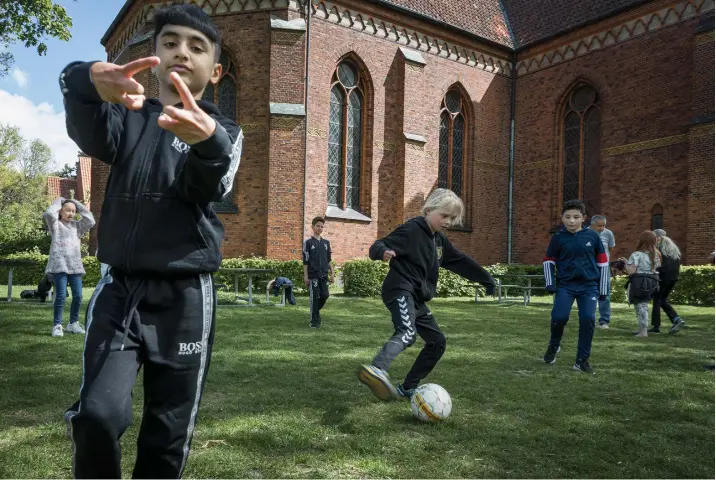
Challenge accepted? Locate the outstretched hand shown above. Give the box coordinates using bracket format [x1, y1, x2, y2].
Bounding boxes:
[157, 72, 216, 145]
[90, 56, 160, 110]
[383, 250, 396, 262]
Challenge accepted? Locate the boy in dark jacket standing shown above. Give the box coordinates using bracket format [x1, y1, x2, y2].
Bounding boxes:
[358, 189, 495, 401]
[303, 216, 334, 328]
[61, 5, 242, 478]
[543, 200, 609, 373]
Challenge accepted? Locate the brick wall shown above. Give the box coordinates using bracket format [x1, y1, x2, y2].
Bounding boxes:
[686, 22, 715, 264]
[513, 19, 700, 264]
[92, 1, 713, 268]
[212, 13, 272, 258]
[305, 17, 511, 264]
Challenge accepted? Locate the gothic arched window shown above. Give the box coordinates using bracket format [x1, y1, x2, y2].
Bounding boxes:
[328, 60, 365, 211]
[438, 88, 467, 198]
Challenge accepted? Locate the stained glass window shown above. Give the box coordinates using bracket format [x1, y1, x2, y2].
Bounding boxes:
[327, 60, 365, 211]
[562, 86, 601, 213]
[203, 48, 239, 213]
[438, 88, 467, 199]
[328, 85, 344, 206]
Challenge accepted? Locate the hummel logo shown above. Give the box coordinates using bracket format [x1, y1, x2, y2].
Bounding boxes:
[178, 341, 203, 355]
[586, 241, 592, 247]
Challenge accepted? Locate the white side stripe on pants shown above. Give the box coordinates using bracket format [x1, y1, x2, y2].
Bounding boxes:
[71, 271, 114, 478]
[179, 273, 213, 475]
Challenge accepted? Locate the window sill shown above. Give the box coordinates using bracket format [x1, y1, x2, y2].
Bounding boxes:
[448, 225, 472, 233]
[213, 204, 239, 214]
[325, 206, 372, 223]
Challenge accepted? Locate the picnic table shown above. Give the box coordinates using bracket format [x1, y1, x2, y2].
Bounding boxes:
[1, 259, 41, 303]
[218, 268, 272, 306]
[494, 274, 545, 305]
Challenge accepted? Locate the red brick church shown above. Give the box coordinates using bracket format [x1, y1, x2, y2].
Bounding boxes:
[90, 0, 714, 264]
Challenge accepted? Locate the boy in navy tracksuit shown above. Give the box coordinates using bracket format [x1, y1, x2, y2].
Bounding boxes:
[60, 5, 242, 478]
[303, 216, 334, 327]
[543, 200, 609, 374]
[358, 189, 495, 401]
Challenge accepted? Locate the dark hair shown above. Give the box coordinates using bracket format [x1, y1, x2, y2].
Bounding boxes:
[562, 199, 586, 215]
[153, 5, 221, 61]
[59, 199, 76, 219]
[312, 216, 325, 226]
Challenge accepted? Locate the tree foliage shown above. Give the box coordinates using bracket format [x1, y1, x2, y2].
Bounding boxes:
[0, 123, 53, 254]
[0, 0, 74, 77]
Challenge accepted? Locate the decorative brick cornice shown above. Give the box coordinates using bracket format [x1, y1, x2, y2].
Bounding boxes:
[307, 126, 327, 137]
[240, 123, 268, 135]
[516, 0, 714, 77]
[271, 116, 304, 130]
[310, 1, 511, 77]
[692, 122, 715, 135]
[696, 30, 716, 43]
[107, 0, 302, 61]
[272, 30, 305, 45]
[374, 141, 396, 152]
[603, 133, 690, 156]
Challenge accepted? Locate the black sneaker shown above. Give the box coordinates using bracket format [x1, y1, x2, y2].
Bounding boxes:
[396, 383, 415, 399]
[648, 326, 661, 334]
[572, 360, 594, 374]
[309, 322, 320, 328]
[543, 345, 560, 364]
[669, 318, 685, 334]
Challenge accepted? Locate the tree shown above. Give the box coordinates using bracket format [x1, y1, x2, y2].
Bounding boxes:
[0, 124, 23, 166]
[1, 123, 54, 177]
[51, 163, 76, 178]
[0, 0, 74, 77]
[0, 123, 55, 254]
[17, 138, 53, 177]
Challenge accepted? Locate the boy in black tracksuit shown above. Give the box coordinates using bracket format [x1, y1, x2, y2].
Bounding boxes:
[358, 189, 495, 401]
[303, 216, 334, 328]
[60, 6, 242, 478]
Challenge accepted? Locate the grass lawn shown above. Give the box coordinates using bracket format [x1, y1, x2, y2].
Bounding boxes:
[0, 286, 713, 478]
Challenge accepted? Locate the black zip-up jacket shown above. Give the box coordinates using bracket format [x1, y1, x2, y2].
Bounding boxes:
[369, 216, 495, 303]
[60, 61, 243, 275]
[657, 247, 681, 281]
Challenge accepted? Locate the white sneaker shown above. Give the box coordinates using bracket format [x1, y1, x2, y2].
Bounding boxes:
[65, 322, 86, 334]
[52, 324, 64, 337]
[597, 323, 609, 329]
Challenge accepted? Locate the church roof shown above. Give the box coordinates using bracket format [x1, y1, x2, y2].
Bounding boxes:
[102, 0, 657, 51]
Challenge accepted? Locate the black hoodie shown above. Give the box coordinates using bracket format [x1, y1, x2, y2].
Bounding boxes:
[60, 61, 243, 275]
[369, 216, 495, 303]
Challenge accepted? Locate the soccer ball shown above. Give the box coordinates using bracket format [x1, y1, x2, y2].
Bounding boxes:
[410, 383, 452, 422]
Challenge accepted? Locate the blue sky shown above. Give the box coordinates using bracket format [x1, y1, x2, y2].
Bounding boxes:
[0, 0, 129, 169]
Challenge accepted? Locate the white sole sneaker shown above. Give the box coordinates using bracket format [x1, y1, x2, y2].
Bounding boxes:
[65, 322, 86, 334]
[52, 325, 63, 337]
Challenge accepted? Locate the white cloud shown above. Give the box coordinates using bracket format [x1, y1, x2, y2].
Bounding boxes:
[11, 68, 29, 88]
[0, 89, 81, 171]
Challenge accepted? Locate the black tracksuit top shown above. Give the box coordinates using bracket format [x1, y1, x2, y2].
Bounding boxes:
[369, 216, 495, 303]
[60, 61, 243, 275]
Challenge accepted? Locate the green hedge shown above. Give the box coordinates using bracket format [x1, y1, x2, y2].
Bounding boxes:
[608, 266, 714, 306]
[2, 250, 712, 306]
[341, 261, 525, 298]
[0, 248, 102, 287]
[0, 251, 306, 293]
[341, 259, 714, 306]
